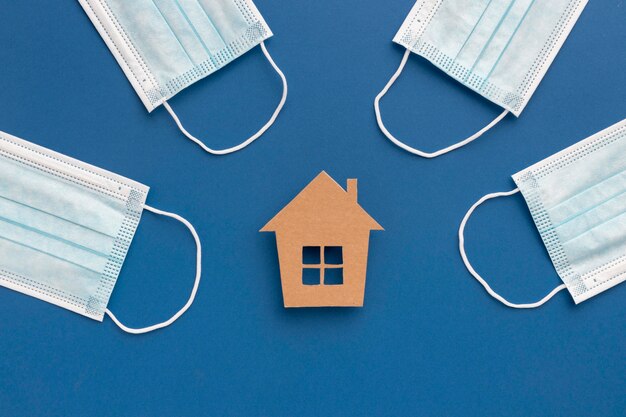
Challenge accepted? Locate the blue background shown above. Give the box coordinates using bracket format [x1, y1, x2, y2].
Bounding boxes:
[0, 1, 624, 416]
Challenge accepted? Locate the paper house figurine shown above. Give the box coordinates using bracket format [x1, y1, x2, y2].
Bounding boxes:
[261, 172, 383, 307]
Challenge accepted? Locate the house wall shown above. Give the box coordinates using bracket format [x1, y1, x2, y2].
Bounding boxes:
[274, 228, 372, 307]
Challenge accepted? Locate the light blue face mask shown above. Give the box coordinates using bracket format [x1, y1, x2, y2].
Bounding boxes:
[375, 0, 588, 158]
[0, 130, 202, 333]
[460, 119, 626, 308]
[79, 0, 288, 155]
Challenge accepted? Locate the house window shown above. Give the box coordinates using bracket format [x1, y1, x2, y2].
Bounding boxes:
[302, 246, 343, 286]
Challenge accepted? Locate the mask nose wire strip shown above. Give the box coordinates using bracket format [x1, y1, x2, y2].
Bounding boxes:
[458, 188, 567, 308]
[105, 204, 202, 334]
[374, 48, 510, 158]
[162, 41, 288, 155]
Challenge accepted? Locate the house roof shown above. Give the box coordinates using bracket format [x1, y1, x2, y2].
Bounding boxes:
[261, 171, 383, 232]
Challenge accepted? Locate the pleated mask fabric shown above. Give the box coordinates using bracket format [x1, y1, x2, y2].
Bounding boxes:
[0, 130, 202, 333]
[394, 0, 588, 116]
[79, 0, 288, 155]
[79, 0, 273, 112]
[375, 0, 588, 158]
[460, 119, 626, 307]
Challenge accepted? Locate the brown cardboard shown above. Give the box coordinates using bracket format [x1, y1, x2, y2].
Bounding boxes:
[261, 172, 383, 307]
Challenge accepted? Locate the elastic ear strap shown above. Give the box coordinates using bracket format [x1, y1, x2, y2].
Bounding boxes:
[374, 49, 510, 158]
[163, 41, 288, 155]
[458, 188, 566, 309]
[105, 204, 202, 334]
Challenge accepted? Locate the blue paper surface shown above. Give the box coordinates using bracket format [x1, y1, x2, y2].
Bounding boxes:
[0, 1, 624, 416]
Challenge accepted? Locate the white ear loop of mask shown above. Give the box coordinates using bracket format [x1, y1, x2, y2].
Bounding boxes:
[459, 188, 567, 308]
[162, 41, 288, 155]
[105, 204, 202, 334]
[374, 49, 510, 158]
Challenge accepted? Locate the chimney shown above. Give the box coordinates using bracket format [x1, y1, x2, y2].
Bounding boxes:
[347, 179, 357, 202]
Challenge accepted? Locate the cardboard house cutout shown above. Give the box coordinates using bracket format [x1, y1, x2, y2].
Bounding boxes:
[261, 172, 383, 307]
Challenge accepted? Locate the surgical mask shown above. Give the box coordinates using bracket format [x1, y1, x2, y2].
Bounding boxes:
[375, 0, 588, 158]
[0, 130, 201, 333]
[459, 119, 626, 308]
[78, 0, 288, 155]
